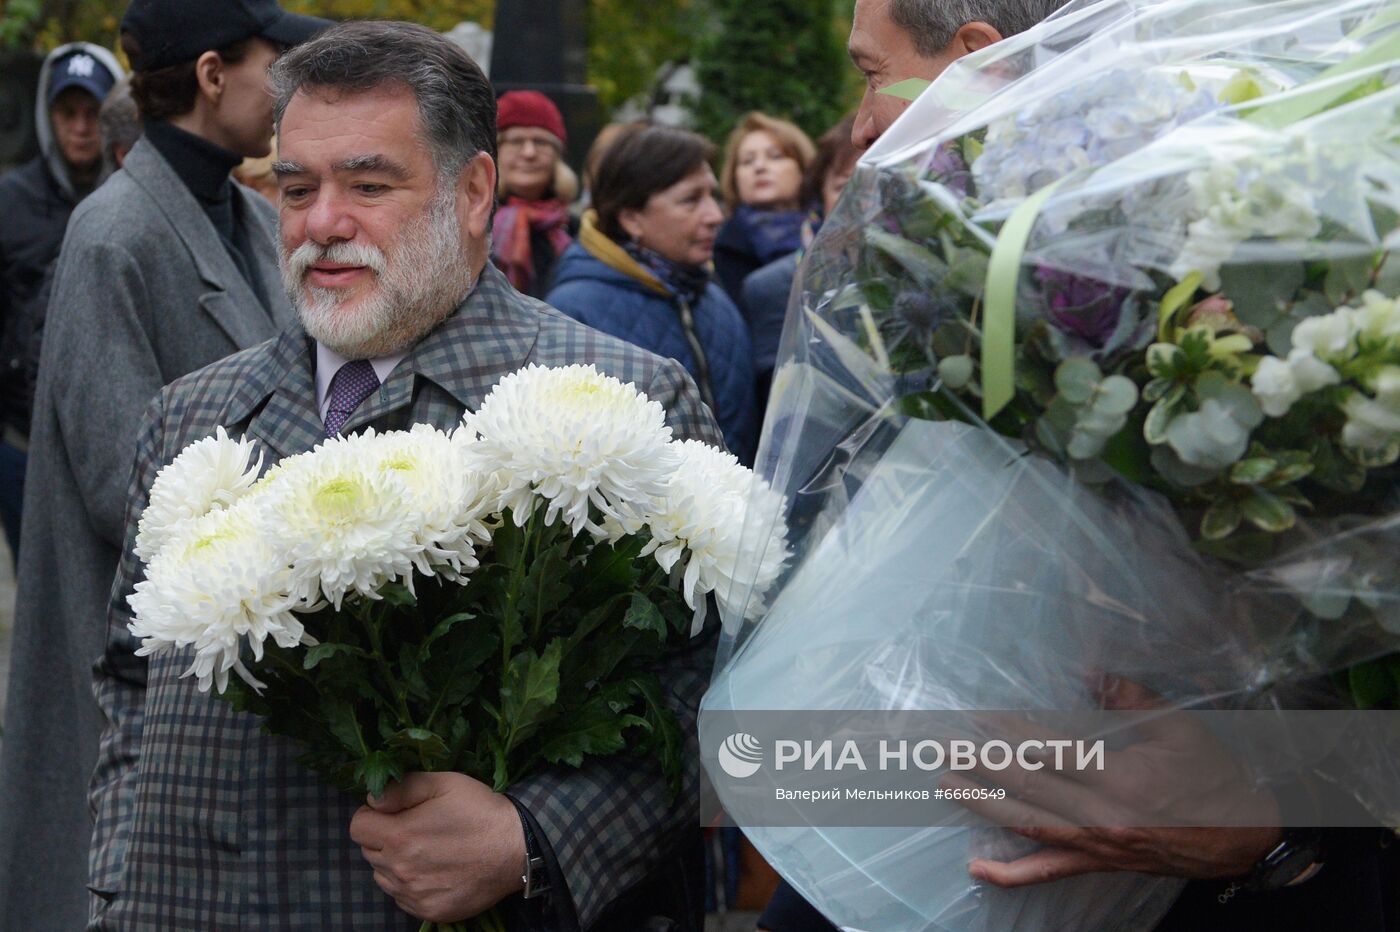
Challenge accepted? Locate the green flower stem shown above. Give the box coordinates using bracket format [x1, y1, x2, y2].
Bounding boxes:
[357, 602, 421, 760]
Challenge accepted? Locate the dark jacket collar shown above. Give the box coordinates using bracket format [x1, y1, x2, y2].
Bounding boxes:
[142, 120, 241, 205]
[228, 262, 541, 458]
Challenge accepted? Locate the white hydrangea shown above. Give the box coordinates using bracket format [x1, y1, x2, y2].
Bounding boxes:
[258, 433, 424, 609]
[1172, 142, 1322, 290]
[641, 440, 790, 635]
[459, 364, 677, 536]
[135, 426, 262, 561]
[363, 424, 495, 581]
[128, 504, 312, 693]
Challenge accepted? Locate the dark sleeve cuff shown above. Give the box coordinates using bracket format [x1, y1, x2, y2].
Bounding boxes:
[505, 794, 580, 932]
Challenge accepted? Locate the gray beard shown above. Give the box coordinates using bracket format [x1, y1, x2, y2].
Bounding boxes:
[282, 188, 475, 359]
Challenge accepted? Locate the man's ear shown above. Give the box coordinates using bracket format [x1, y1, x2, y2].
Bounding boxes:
[458, 151, 497, 240]
[952, 21, 1003, 56]
[193, 49, 226, 104]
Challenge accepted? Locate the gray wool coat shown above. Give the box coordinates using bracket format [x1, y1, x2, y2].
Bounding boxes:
[0, 135, 292, 932]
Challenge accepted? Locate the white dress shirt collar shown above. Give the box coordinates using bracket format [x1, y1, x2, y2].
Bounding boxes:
[314, 342, 407, 422]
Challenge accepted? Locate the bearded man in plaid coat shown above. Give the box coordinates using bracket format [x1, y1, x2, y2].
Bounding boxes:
[89, 21, 721, 931]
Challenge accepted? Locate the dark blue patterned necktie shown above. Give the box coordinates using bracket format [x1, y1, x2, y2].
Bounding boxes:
[323, 359, 379, 437]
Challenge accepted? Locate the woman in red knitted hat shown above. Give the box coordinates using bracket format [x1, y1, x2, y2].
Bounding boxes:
[490, 89, 580, 297]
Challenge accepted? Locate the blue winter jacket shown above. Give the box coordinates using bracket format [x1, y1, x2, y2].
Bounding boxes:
[547, 240, 758, 465]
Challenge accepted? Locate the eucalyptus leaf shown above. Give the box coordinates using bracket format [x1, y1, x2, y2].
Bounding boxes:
[1094, 376, 1139, 415]
[1055, 357, 1101, 405]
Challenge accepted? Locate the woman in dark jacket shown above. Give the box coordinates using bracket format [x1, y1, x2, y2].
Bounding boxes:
[546, 126, 758, 465]
[713, 112, 815, 314]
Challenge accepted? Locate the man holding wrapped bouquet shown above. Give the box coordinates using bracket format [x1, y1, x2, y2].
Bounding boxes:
[89, 21, 722, 931]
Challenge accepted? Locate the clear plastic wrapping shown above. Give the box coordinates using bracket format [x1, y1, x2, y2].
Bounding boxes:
[704, 0, 1400, 928]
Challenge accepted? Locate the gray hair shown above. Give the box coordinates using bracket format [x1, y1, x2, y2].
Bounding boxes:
[98, 79, 142, 165]
[890, 0, 1066, 57]
[269, 21, 496, 180]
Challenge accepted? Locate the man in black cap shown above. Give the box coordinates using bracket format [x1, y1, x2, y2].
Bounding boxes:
[0, 3, 328, 930]
[0, 43, 122, 565]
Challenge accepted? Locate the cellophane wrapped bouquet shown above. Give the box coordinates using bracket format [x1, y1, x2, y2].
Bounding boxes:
[704, 0, 1400, 929]
[128, 364, 788, 932]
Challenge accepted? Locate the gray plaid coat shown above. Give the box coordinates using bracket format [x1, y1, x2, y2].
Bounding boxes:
[89, 263, 723, 930]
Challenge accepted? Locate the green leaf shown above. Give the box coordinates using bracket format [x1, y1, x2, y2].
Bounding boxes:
[520, 539, 574, 629]
[1240, 489, 1296, 533]
[630, 675, 687, 797]
[1324, 253, 1377, 306]
[1147, 343, 1186, 380]
[1217, 262, 1305, 330]
[537, 698, 645, 767]
[1200, 500, 1243, 540]
[377, 582, 417, 608]
[388, 728, 450, 768]
[356, 751, 404, 799]
[421, 612, 476, 657]
[1267, 462, 1315, 486]
[1158, 272, 1203, 340]
[1054, 358, 1102, 405]
[878, 78, 932, 101]
[1093, 376, 1139, 416]
[1219, 70, 1266, 105]
[865, 228, 948, 285]
[500, 640, 564, 741]
[623, 593, 668, 640]
[1142, 377, 1174, 404]
[1229, 457, 1279, 485]
[1143, 395, 1180, 446]
[1348, 658, 1396, 709]
[325, 701, 367, 756]
[303, 642, 368, 671]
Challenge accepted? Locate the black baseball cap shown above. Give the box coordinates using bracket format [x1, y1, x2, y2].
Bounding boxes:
[121, 0, 331, 72]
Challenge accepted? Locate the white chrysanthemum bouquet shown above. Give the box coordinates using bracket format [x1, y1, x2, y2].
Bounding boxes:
[129, 363, 788, 821]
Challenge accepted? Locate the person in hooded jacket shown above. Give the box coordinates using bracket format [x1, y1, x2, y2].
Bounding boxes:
[0, 2, 327, 929]
[546, 125, 758, 465]
[0, 43, 123, 563]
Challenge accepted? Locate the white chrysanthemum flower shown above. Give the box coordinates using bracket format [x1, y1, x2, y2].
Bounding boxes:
[260, 433, 424, 609]
[128, 503, 312, 693]
[363, 424, 496, 580]
[459, 364, 677, 536]
[640, 440, 790, 635]
[135, 426, 263, 561]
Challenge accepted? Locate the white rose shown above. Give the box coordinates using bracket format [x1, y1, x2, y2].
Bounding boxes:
[1288, 351, 1342, 395]
[1251, 356, 1302, 417]
[1354, 290, 1400, 342]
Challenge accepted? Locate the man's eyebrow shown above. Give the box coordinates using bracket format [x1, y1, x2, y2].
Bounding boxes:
[333, 153, 411, 179]
[272, 160, 306, 176]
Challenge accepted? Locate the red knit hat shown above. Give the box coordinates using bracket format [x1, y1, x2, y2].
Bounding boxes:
[496, 90, 568, 144]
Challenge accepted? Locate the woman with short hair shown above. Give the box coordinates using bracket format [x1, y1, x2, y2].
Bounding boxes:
[546, 125, 758, 465]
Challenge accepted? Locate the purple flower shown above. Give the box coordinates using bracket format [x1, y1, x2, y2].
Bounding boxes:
[1035, 266, 1131, 349]
[925, 142, 971, 198]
